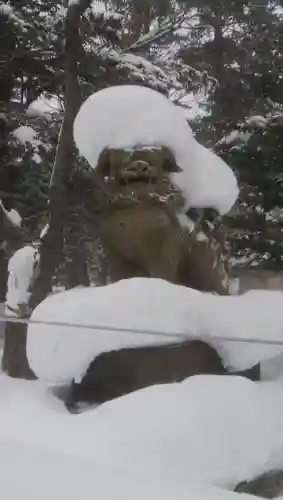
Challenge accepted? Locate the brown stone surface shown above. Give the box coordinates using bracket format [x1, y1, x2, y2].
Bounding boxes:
[97, 146, 231, 295]
[67, 340, 260, 410]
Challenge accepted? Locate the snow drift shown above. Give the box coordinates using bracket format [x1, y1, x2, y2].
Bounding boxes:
[1, 373, 283, 494]
[74, 85, 239, 215]
[27, 278, 283, 384]
[2, 435, 262, 500]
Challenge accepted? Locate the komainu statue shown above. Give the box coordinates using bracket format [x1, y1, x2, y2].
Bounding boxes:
[96, 145, 230, 295]
[74, 85, 238, 295]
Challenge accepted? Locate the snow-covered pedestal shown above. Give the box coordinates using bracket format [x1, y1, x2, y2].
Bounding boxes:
[27, 278, 283, 385]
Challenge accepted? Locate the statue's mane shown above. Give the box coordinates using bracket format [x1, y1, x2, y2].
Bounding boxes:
[101, 185, 184, 214]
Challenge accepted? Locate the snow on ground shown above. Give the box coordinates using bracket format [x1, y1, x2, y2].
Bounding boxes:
[261, 352, 283, 380]
[0, 441, 264, 500]
[74, 85, 238, 215]
[5, 274, 283, 498]
[0, 438, 208, 500]
[0, 373, 283, 499]
[27, 278, 283, 385]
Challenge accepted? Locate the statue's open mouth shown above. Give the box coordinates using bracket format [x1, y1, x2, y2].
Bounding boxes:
[117, 159, 159, 187]
[119, 175, 157, 186]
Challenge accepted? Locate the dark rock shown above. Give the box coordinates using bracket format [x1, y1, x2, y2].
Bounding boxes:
[66, 340, 260, 411]
[230, 363, 261, 382]
[235, 470, 283, 498]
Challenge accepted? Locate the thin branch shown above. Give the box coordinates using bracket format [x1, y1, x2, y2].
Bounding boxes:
[124, 13, 185, 53]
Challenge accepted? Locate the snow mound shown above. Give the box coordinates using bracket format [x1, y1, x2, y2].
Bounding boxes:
[13, 125, 37, 144]
[245, 115, 268, 128]
[0, 199, 21, 228]
[27, 278, 283, 384]
[0, 441, 267, 500]
[5, 245, 39, 316]
[7, 208, 21, 227]
[26, 96, 60, 118]
[171, 142, 239, 214]
[27, 279, 202, 383]
[1, 373, 283, 492]
[0, 3, 13, 17]
[74, 85, 238, 215]
[91, 1, 123, 20]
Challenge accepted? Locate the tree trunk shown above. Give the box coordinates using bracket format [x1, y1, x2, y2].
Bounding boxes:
[0, 251, 8, 301]
[3, 1, 92, 379]
[30, 0, 92, 310]
[2, 321, 36, 380]
[65, 256, 89, 289]
[65, 234, 89, 289]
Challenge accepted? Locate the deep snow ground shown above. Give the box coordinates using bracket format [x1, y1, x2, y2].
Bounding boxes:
[4, 274, 283, 499]
[0, 437, 265, 500]
[1, 371, 283, 499]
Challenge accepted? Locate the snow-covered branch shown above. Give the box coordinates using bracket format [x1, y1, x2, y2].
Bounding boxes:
[0, 200, 23, 251]
[125, 14, 185, 53]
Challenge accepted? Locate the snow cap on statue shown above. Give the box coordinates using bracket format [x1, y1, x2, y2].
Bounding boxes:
[74, 85, 239, 215]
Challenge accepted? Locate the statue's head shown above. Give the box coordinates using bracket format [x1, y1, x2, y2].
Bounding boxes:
[95, 145, 183, 209]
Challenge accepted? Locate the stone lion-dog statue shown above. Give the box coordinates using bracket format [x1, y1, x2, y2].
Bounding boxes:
[95, 145, 230, 295]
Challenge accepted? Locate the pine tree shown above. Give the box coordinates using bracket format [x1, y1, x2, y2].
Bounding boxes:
[0, 0, 208, 238]
[179, 0, 283, 268]
[215, 109, 283, 269]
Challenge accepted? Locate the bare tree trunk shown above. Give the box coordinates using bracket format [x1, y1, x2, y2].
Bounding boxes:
[0, 250, 7, 301]
[30, 0, 92, 310]
[64, 228, 89, 289]
[2, 321, 36, 379]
